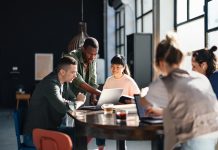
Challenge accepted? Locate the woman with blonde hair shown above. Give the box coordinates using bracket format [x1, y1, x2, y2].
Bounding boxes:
[141, 33, 218, 150]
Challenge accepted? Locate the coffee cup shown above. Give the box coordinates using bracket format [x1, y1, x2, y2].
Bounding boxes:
[101, 104, 114, 114]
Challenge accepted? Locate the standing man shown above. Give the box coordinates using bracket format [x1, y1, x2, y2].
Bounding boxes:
[66, 37, 101, 103]
[23, 56, 85, 147]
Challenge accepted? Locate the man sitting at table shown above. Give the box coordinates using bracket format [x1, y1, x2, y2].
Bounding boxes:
[23, 56, 85, 148]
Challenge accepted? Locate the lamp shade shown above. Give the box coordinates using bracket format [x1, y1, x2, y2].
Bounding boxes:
[67, 22, 89, 52]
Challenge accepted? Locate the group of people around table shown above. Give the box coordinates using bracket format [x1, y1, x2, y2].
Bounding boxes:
[23, 34, 218, 150]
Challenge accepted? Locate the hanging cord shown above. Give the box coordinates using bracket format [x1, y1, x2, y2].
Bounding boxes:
[81, 0, 84, 21]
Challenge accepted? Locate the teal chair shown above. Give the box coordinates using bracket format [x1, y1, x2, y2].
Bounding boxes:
[13, 110, 35, 150]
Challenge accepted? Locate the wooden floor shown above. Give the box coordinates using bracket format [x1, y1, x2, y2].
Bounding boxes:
[0, 109, 151, 150]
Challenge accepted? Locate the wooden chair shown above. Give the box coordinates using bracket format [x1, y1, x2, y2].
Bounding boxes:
[16, 93, 31, 110]
[33, 128, 73, 150]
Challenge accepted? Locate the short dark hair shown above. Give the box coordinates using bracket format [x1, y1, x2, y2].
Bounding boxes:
[56, 56, 77, 72]
[83, 37, 99, 50]
[192, 46, 217, 77]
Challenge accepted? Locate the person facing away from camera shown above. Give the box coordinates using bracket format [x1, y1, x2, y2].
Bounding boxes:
[192, 46, 218, 99]
[96, 54, 140, 150]
[141, 32, 218, 150]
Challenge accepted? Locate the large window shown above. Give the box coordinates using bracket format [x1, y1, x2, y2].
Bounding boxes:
[176, 0, 218, 70]
[135, 0, 153, 33]
[175, 0, 205, 70]
[115, 7, 125, 55]
[206, 0, 218, 63]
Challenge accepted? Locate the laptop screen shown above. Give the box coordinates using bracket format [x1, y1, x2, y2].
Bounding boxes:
[97, 88, 123, 106]
[134, 94, 146, 118]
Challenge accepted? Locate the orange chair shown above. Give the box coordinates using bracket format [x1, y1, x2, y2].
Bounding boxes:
[33, 128, 73, 150]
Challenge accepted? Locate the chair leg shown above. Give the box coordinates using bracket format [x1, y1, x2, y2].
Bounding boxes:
[16, 100, 19, 110]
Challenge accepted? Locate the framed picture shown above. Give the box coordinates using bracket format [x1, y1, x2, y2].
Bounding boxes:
[35, 53, 53, 80]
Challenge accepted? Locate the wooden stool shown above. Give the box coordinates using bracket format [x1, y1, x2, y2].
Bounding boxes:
[16, 93, 31, 109]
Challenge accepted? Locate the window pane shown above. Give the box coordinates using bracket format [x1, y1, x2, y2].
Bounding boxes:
[137, 19, 142, 33]
[136, 0, 142, 17]
[189, 0, 204, 19]
[176, 0, 187, 24]
[121, 46, 125, 56]
[208, 0, 218, 29]
[116, 47, 120, 54]
[142, 13, 153, 33]
[116, 31, 120, 45]
[143, 0, 152, 14]
[116, 13, 120, 29]
[120, 9, 124, 26]
[177, 18, 205, 52]
[177, 18, 205, 71]
[121, 28, 124, 44]
[208, 31, 218, 56]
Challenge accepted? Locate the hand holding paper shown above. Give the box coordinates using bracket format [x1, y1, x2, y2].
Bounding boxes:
[140, 87, 149, 97]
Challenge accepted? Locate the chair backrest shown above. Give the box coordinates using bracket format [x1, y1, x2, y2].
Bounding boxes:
[33, 128, 73, 150]
[13, 110, 35, 150]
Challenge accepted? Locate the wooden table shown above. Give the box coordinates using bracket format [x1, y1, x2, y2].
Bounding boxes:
[16, 93, 31, 109]
[67, 110, 163, 150]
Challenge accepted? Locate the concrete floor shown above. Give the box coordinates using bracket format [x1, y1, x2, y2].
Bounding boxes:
[0, 109, 151, 150]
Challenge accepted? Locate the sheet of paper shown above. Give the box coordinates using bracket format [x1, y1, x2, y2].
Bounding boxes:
[113, 104, 137, 113]
[75, 101, 85, 109]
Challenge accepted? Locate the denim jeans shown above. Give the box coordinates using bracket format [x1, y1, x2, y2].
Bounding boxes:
[181, 136, 218, 150]
[23, 134, 35, 147]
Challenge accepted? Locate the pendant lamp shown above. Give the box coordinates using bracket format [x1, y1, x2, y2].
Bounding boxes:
[67, 0, 89, 52]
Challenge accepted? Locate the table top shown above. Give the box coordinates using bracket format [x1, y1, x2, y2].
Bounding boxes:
[16, 93, 31, 99]
[67, 110, 163, 141]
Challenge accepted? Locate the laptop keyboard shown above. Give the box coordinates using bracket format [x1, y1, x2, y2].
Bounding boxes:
[78, 105, 102, 111]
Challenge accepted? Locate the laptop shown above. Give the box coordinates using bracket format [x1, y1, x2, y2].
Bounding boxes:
[134, 94, 163, 124]
[79, 88, 123, 110]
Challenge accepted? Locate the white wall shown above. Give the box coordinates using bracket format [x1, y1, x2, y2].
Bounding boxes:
[107, 5, 115, 77]
[124, 0, 135, 36]
[124, 0, 135, 59]
[160, 0, 174, 40]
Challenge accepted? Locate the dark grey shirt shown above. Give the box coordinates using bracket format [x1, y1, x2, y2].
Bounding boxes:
[23, 72, 73, 135]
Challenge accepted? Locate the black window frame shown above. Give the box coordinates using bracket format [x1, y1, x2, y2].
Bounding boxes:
[115, 7, 125, 55]
[174, 0, 214, 47]
[135, 0, 153, 33]
[205, 0, 218, 47]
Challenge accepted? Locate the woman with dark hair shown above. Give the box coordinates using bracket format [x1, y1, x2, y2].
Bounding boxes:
[141, 32, 218, 150]
[96, 54, 140, 150]
[192, 46, 218, 98]
[104, 54, 140, 103]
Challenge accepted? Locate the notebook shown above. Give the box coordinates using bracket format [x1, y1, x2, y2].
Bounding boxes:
[134, 94, 163, 124]
[79, 88, 123, 110]
[119, 95, 134, 104]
